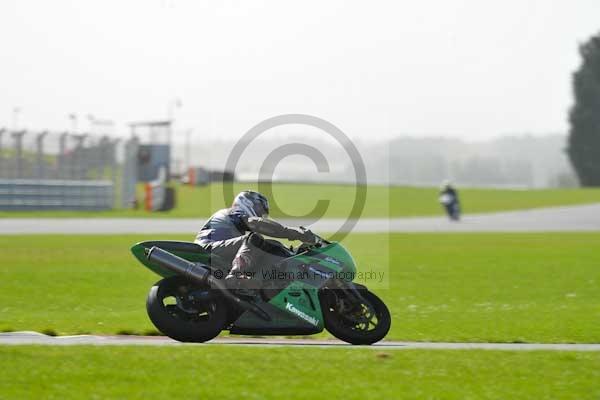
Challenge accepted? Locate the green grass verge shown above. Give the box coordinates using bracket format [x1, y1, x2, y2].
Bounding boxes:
[1, 182, 600, 218]
[0, 346, 599, 400]
[1, 233, 599, 343]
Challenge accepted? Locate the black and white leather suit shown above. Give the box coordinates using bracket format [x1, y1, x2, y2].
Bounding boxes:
[195, 207, 313, 277]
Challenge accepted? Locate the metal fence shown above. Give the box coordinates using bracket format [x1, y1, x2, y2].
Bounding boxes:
[0, 129, 119, 180]
[0, 129, 138, 211]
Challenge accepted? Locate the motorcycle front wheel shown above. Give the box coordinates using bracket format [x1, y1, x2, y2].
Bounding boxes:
[146, 276, 228, 342]
[320, 288, 391, 345]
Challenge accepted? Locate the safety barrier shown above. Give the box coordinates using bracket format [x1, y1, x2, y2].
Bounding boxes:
[143, 166, 175, 212]
[144, 181, 165, 211]
[185, 167, 234, 186]
[0, 179, 114, 210]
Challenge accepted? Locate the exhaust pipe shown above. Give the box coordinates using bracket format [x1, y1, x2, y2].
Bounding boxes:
[146, 246, 271, 321]
[146, 246, 210, 285]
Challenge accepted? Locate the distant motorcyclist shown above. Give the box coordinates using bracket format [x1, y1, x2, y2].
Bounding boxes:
[195, 190, 316, 289]
[439, 180, 460, 221]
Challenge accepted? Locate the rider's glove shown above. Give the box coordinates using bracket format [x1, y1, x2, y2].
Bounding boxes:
[286, 226, 317, 244]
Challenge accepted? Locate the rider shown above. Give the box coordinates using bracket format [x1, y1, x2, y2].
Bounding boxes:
[195, 190, 317, 289]
[439, 180, 460, 221]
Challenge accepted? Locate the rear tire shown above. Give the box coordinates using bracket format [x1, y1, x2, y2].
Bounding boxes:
[146, 276, 227, 342]
[320, 289, 391, 345]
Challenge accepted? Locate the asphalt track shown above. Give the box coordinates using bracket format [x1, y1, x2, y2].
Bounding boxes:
[1, 203, 600, 234]
[2, 204, 599, 349]
[1, 332, 600, 351]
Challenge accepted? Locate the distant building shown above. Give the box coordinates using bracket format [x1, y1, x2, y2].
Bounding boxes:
[129, 120, 172, 182]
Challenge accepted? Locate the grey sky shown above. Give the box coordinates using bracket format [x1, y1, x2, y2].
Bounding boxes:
[1, 0, 599, 140]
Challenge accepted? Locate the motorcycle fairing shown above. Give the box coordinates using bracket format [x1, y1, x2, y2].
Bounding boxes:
[131, 241, 212, 277]
[132, 240, 357, 333]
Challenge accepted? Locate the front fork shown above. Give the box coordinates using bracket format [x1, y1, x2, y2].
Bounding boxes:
[329, 280, 374, 315]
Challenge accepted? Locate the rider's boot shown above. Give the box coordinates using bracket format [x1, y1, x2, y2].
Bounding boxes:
[225, 252, 255, 291]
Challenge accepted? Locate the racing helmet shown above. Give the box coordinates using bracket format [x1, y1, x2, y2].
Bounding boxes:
[231, 190, 270, 217]
[440, 179, 452, 190]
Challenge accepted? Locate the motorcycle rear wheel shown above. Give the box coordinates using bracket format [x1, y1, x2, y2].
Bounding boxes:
[146, 276, 228, 342]
[320, 289, 391, 345]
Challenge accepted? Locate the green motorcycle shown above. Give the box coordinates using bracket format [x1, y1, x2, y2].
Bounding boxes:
[131, 233, 391, 345]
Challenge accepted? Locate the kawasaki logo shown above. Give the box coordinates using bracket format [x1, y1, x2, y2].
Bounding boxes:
[285, 302, 319, 326]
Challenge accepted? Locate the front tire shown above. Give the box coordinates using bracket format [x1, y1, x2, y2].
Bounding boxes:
[320, 288, 391, 345]
[146, 276, 227, 342]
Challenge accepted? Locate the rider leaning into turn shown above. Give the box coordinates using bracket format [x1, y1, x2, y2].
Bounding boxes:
[195, 190, 317, 289]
